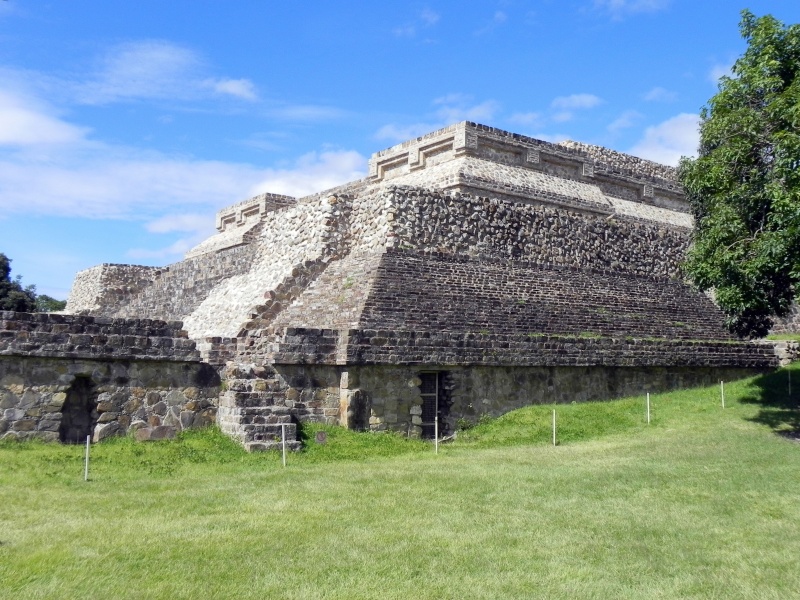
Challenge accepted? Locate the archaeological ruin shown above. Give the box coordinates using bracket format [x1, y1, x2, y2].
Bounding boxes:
[1, 122, 788, 449]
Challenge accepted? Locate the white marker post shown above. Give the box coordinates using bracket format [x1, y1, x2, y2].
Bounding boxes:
[281, 423, 287, 468]
[720, 380, 725, 409]
[434, 417, 439, 455]
[84, 435, 90, 482]
[646, 393, 651, 424]
[552, 409, 556, 446]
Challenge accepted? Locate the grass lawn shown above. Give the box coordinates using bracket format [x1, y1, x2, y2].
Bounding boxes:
[2, 365, 800, 599]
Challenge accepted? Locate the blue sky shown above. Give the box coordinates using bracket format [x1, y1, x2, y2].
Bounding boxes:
[1, 0, 799, 299]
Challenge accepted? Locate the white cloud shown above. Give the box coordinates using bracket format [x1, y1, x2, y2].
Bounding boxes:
[628, 113, 699, 166]
[607, 110, 642, 134]
[551, 93, 603, 110]
[593, 0, 670, 18]
[551, 111, 574, 123]
[203, 78, 258, 101]
[643, 86, 677, 102]
[145, 213, 213, 234]
[249, 150, 367, 198]
[508, 112, 543, 127]
[0, 90, 89, 146]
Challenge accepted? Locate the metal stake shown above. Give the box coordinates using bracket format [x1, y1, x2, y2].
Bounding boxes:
[281, 423, 287, 467]
[84, 435, 90, 481]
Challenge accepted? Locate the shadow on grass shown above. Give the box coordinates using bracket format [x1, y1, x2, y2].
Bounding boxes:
[739, 366, 800, 439]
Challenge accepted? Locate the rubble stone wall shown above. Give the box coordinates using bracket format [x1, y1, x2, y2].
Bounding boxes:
[0, 311, 219, 442]
[385, 188, 689, 278]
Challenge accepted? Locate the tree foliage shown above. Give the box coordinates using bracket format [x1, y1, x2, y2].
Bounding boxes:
[679, 10, 800, 337]
[0, 253, 66, 312]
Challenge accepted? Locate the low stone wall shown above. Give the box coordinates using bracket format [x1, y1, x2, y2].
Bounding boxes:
[0, 311, 220, 443]
[0, 355, 219, 442]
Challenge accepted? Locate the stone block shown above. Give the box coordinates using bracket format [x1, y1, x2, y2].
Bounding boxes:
[165, 390, 186, 407]
[94, 422, 121, 442]
[37, 419, 61, 432]
[135, 425, 177, 442]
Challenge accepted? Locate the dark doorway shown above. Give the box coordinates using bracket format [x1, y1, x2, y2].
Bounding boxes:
[59, 376, 97, 444]
[420, 372, 450, 439]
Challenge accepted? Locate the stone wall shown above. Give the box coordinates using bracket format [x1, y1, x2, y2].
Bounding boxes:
[0, 311, 220, 442]
[0, 355, 218, 442]
[66, 264, 160, 315]
[0, 311, 198, 361]
[333, 363, 769, 437]
[385, 188, 689, 278]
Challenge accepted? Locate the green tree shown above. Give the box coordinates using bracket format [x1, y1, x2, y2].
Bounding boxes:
[0, 253, 38, 312]
[679, 10, 800, 337]
[35, 295, 67, 312]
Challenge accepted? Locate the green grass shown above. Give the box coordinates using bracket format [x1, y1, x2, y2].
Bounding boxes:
[2, 365, 800, 599]
[766, 332, 800, 342]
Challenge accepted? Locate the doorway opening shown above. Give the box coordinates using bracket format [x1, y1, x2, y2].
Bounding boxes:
[59, 376, 98, 444]
[419, 371, 450, 439]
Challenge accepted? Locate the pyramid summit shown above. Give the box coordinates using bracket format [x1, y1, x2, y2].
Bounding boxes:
[2, 122, 781, 448]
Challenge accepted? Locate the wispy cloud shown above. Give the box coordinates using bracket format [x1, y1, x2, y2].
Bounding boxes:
[607, 110, 642, 134]
[643, 86, 677, 102]
[74, 40, 258, 105]
[508, 112, 543, 128]
[420, 8, 440, 26]
[375, 123, 440, 142]
[249, 149, 367, 198]
[593, 0, 670, 19]
[393, 7, 441, 38]
[145, 213, 213, 234]
[265, 104, 347, 121]
[203, 78, 258, 101]
[549, 93, 602, 123]
[628, 112, 699, 166]
[476, 10, 508, 35]
[551, 94, 603, 110]
[0, 90, 89, 146]
[0, 79, 364, 222]
[375, 95, 499, 143]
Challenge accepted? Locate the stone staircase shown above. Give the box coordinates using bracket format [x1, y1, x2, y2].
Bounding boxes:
[217, 365, 301, 452]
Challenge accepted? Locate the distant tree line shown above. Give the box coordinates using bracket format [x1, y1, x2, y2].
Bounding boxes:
[0, 253, 67, 312]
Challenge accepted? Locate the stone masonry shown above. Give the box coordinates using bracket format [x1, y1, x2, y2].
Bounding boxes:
[35, 121, 784, 448]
